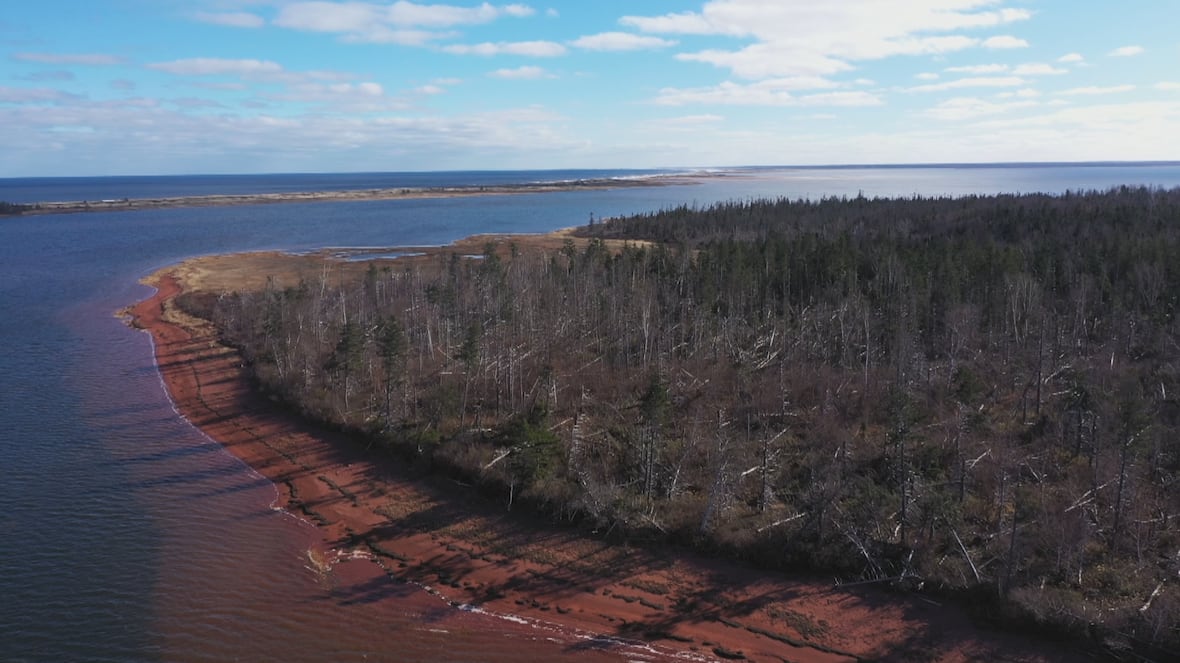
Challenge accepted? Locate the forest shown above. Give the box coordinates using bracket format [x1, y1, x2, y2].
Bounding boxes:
[0, 201, 32, 215]
[191, 187, 1180, 657]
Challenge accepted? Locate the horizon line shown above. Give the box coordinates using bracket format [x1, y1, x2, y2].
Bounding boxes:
[3, 159, 1180, 181]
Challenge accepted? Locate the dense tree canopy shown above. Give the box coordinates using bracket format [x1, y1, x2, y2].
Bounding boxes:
[197, 187, 1180, 657]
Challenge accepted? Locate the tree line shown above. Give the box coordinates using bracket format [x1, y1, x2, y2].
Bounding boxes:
[192, 186, 1180, 656]
[0, 201, 32, 215]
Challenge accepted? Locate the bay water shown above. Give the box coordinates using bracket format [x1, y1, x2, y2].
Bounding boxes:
[3, 164, 1180, 661]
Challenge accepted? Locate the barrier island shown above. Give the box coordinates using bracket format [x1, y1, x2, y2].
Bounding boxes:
[128, 187, 1180, 662]
[11, 175, 690, 216]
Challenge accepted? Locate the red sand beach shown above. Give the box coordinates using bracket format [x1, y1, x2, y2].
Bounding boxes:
[126, 249, 1078, 663]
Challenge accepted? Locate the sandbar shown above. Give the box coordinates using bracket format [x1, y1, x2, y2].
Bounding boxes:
[21, 176, 692, 216]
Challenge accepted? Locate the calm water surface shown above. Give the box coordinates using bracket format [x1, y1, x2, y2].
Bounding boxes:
[3, 165, 1180, 661]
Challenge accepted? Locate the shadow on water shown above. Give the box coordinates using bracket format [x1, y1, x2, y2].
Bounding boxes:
[331, 571, 425, 607]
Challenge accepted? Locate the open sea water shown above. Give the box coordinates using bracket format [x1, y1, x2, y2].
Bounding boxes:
[2, 164, 1180, 662]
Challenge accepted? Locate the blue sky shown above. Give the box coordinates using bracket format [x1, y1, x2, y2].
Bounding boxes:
[1, 0, 1178, 176]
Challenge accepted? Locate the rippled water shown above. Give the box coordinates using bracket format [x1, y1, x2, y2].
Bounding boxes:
[4, 165, 1180, 662]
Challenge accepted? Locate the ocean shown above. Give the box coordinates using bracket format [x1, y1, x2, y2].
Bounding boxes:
[2, 164, 1179, 662]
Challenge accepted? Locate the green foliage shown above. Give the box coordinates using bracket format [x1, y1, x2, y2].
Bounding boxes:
[499, 405, 561, 484]
[639, 373, 670, 423]
[421, 382, 460, 429]
[377, 315, 405, 371]
[951, 366, 985, 404]
[456, 321, 481, 370]
[328, 321, 365, 375]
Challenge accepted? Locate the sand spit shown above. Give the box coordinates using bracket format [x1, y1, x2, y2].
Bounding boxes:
[23, 176, 692, 216]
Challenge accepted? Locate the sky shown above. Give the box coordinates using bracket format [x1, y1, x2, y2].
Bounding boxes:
[1, 0, 1178, 176]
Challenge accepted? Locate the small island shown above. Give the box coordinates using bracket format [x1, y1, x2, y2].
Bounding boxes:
[128, 187, 1180, 662]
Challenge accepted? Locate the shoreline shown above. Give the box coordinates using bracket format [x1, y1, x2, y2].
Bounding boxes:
[126, 237, 1076, 663]
[17, 176, 692, 216]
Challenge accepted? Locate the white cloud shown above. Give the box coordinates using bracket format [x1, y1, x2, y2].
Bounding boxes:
[653, 78, 879, 107]
[624, 2, 1029, 35]
[946, 64, 1008, 74]
[356, 82, 384, 96]
[1012, 63, 1067, 76]
[1156, 82, 1180, 91]
[805, 100, 1180, 166]
[800, 91, 883, 106]
[909, 76, 1025, 92]
[148, 58, 284, 77]
[982, 35, 1028, 49]
[489, 65, 549, 79]
[1060, 85, 1135, 96]
[321, 1, 527, 27]
[647, 114, 727, 134]
[569, 32, 677, 52]
[0, 97, 588, 176]
[301, 69, 360, 83]
[270, 80, 384, 100]
[502, 4, 535, 18]
[915, 72, 940, 81]
[1057, 52, 1084, 63]
[415, 77, 462, 94]
[1108, 45, 1144, 57]
[676, 45, 853, 78]
[668, 114, 724, 123]
[267, 81, 393, 108]
[12, 52, 124, 66]
[274, 1, 536, 44]
[444, 41, 566, 57]
[145, 57, 395, 113]
[964, 101, 1180, 158]
[191, 11, 265, 28]
[276, 2, 380, 32]
[413, 29, 472, 46]
[386, 1, 532, 25]
[620, 1, 1031, 79]
[620, 11, 716, 35]
[943, 62, 1066, 79]
[677, 34, 987, 78]
[997, 88, 1040, 99]
[924, 96, 1038, 121]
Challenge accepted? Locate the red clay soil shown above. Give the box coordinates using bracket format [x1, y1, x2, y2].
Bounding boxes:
[128, 269, 1080, 663]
